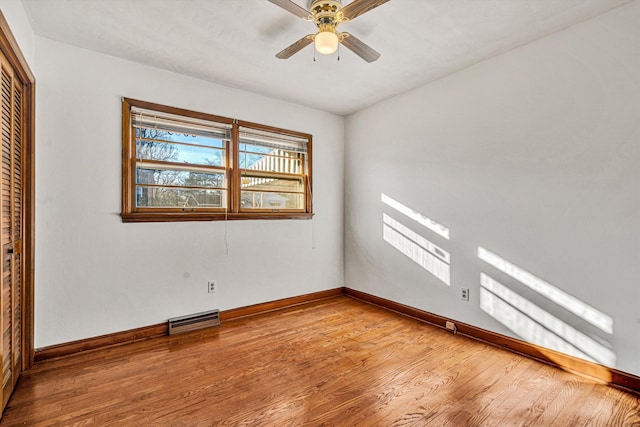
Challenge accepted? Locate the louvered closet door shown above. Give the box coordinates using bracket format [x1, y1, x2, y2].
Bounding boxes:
[0, 49, 22, 410]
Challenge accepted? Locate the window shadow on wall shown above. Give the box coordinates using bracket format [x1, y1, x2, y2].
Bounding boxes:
[381, 194, 451, 286]
[478, 247, 615, 367]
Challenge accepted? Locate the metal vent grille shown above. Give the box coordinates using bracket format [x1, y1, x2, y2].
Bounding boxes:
[168, 309, 220, 335]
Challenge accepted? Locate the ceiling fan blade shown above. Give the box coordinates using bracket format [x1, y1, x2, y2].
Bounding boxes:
[276, 35, 314, 59]
[340, 33, 380, 62]
[341, 0, 389, 21]
[267, 0, 311, 19]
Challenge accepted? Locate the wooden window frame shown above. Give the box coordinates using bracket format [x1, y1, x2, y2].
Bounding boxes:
[121, 98, 313, 222]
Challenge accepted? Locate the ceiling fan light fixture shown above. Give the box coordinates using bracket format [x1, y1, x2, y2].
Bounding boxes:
[314, 31, 339, 55]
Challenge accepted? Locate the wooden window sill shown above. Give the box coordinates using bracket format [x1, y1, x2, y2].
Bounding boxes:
[120, 212, 314, 223]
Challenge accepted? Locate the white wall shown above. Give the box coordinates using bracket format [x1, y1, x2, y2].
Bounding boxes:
[345, 2, 640, 376]
[34, 37, 344, 348]
[0, 0, 35, 71]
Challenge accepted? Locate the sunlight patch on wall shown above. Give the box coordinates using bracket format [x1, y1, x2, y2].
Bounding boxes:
[383, 213, 450, 285]
[480, 273, 616, 366]
[381, 194, 450, 240]
[478, 247, 613, 334]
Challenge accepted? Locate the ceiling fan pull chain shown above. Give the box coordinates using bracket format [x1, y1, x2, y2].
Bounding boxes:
[337, 43, 340, 61]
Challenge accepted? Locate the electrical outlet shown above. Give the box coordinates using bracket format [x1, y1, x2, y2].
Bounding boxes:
[461, 287, 469, 301]
[208, 280, 217, 293]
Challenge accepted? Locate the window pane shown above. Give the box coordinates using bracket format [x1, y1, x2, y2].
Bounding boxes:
[240, 175, 303, 193]
[239, 144, 302, 173]
[136, 140, 224, 167]
[239, 143, 274, 154]
[137, 167, 225, 188]
[137, 186, 226, 208]
[136, 127, 225, 148]
[241, 191, 303, 209]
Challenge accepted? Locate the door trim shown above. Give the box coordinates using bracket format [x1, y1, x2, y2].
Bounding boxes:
[0, 11, 35, 371]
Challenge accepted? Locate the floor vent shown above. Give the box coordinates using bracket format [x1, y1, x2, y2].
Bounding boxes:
[168, 309, 220, 335]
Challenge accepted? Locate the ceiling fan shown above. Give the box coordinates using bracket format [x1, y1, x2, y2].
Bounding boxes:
[268, 0, 389, 62]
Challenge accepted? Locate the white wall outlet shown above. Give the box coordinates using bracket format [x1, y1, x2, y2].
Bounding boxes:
[461, 287, 470, 301]
[208, 280, 217, 293]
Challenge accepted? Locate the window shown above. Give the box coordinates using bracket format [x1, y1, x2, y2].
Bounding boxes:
[121, 98, 312, 222]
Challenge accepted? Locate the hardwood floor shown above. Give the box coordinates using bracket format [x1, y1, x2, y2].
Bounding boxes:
[2, 296, 639, 426]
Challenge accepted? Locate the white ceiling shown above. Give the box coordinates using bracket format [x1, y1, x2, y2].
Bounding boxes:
[22, 0, 631, 115]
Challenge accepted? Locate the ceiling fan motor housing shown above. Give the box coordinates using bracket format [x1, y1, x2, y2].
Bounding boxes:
[308, 0, 343, 11]
[308, 0, 346, 29]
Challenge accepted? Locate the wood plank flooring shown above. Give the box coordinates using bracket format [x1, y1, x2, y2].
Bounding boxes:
[2, 296, 639, 426]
